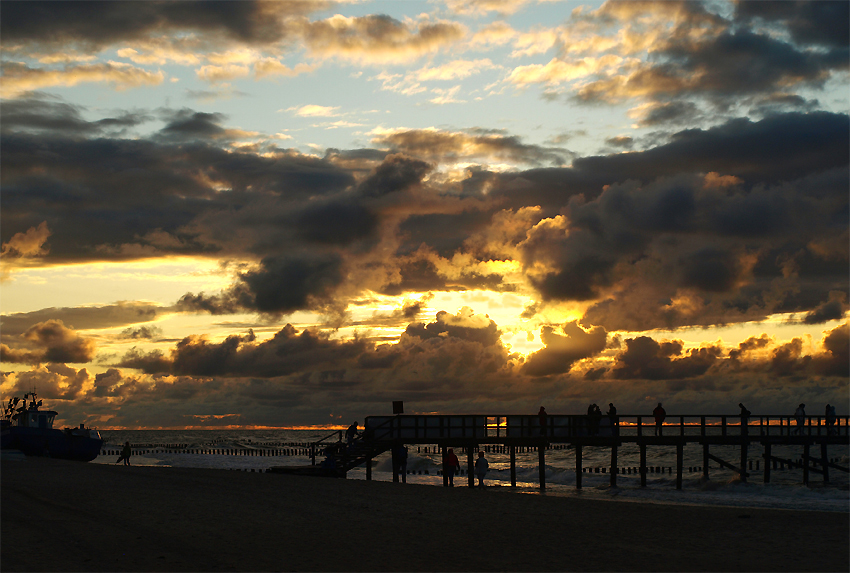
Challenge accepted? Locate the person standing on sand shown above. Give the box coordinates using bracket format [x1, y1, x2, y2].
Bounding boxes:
[115, 441, 131, 466]
[443, 448, 460, 487]
[392, 443, 408, 483]
[475, 451, 489, 488]
[653, 403, 666, 436]
[538, 406, 547, 437]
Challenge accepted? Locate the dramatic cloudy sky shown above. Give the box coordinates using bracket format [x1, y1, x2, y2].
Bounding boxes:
[1, 0, 848, 429]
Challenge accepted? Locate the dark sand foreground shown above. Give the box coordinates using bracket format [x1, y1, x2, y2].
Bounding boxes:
[2, 458, 848, 572]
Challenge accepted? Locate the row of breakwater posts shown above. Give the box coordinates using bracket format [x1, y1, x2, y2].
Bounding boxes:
[287, 413, 850, 490]
[100, 442, 319, 458]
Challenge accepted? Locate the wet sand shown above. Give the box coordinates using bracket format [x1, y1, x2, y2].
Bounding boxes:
[2, 457, 848, 572]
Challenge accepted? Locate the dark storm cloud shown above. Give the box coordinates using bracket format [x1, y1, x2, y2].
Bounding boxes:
[119, 324, 369, 377]
[735, 0, 850, 49]
[637, 101, 702, 126]
[577, 10, 847, 106]
[803, 292, 848, 325]
[522, 321, 608, 377]
[157, 110, 227, 140]
[397, 211, 492, 257]
[572, 112, 849, 185]
[373, 129, 571, 166]
[1, 303, 163, 337]
[404, 309, 502, 347]
[295, 200, 379, 246]
[356, 154, 432, 198]
[0, 1, 315, 50]
[0, 95, 151, 135]
[611, 337, 723, 380]
[767, 323, 849, 378]
[1, 127, 355, 263]
[118, 325, 163, 340]
[0, 320, 97, 364]
[240, 254, 345, 314]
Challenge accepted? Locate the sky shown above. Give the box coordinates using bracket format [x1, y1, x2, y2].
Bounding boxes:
[1, 0, 848, 429]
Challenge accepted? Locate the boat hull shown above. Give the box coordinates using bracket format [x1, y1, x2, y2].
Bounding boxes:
[2, 426, 102, 462]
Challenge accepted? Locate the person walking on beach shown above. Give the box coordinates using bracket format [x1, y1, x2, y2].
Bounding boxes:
[474, 451, 489, 488]
[653, 403, 666, 436]
[443, 448, 460, 487]
[115, 441, 131, 466]
[538, 406, 547, 437]
[794, 404, 806, 435]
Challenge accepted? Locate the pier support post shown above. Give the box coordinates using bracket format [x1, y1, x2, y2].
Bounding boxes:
[575, 444, 582, 490]
[442, 445, 448, 487]
[676, 442, 683, 490]
[803, 443, 810, 485]
[821, 442, 829, 484]
[740, 429, 749, 484]
[510, 445, 516, 487]
[366, 456, 372, 481]
[763, 443, 771, 483]
[639, 443, 647, 487]
[703, 443, 709, 480]
[538, 444, 546, 490]
[610, 444, 617, 488]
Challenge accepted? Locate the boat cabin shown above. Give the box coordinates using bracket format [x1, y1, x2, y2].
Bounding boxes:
[15, 409, 58, 430]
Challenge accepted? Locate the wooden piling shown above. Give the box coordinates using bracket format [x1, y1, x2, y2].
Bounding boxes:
[509, 445, 516, 487]
[676, 442, 683, 490]
[538, 444, 545, 490]
[610, 444, 617, 488]
[639, 443, 647, 487]
[763, 442, 771, 483]
[803, 443, 810, 485]
[575, 444, 582, 490]
[821, 442, 829, 484]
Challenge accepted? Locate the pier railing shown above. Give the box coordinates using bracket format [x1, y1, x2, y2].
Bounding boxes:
[364, 414, 849, 442]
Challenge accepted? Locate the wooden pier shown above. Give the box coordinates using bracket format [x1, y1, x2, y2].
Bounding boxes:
[307, 413, 850, 490]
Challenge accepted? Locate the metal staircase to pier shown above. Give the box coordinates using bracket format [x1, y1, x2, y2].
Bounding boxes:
[268, 419, 394, 477]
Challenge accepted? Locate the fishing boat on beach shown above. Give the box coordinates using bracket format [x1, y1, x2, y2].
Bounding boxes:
[1, 392, 102, 461]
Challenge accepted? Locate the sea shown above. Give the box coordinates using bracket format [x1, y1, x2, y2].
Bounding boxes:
[93, 429, 850, 513]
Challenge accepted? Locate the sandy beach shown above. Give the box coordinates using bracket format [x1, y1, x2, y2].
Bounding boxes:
[2, 458, 848, 572]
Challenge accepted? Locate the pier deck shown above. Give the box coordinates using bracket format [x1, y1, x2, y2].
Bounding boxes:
[307, 413, 849, 489]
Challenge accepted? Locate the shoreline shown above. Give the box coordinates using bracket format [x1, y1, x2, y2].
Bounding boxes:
[3, 458, 849, 572]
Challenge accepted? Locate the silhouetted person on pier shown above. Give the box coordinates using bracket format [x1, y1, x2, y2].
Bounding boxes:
[346, 421, 358, 444]
[794, 404, 806, 435]
[392, 443, 408, 483]
[443, 448, 460, 487]
[115, 441, 131, 465]
[825, 404, 836, 435]
[607, 403, 618, 435]
[538, 406, 547, 437]
[475, 451, 489, 487]
[653, 403, 666, 436]
[739, 403, 751, 436]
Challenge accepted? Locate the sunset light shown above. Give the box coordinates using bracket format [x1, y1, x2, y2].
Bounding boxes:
[1, 0, 847, 430]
